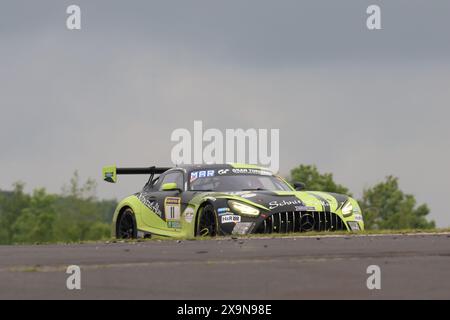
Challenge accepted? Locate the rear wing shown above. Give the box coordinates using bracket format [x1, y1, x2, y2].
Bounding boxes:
[102, 165, 171, 183]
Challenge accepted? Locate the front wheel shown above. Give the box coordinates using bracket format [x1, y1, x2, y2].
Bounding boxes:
[196, 204, 218, 237]
[117, 208, 137, 239]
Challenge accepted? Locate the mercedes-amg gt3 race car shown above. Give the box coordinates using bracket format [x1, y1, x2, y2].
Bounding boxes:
[103, 164, 364, 239]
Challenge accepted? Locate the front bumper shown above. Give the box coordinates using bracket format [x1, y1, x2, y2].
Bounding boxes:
[231, 211, 356, 235]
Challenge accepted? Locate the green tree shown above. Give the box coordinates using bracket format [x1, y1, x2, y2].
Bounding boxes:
[0, 172, 115, 244]
[0, 183, 30, 244]
[12, 188, 57, 243]
[289, 164, 351, 195]
[359, 176, 435, 230]
[54, 171, 111, 242]
[62, 170, 97, 200]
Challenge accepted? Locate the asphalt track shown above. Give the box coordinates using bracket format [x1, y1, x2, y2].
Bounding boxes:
[1, 233, 449, 299]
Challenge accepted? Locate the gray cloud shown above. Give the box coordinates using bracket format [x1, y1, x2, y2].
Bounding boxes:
[1, 1, 449, 226]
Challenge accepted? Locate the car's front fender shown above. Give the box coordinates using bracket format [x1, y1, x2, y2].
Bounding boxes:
[111, 195, 143, 237]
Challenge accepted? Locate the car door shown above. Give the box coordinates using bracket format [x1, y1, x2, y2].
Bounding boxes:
[151, 170, 185, 230]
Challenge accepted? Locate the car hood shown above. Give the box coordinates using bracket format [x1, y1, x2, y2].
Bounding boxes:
[210, 190, 349, 213]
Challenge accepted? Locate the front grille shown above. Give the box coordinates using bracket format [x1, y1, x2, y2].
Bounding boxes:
[254, 211, 347, 234]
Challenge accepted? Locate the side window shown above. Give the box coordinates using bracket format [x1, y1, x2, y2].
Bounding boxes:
[158, 172, 184, 191]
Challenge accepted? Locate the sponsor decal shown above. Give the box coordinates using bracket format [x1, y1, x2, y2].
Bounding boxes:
[268, 199, 303, 210]
[295, 205, 316, 212]
[217, 207, 231, 215]
[183, 207, 194, 223]
[231, 168, 272, 175]
[218, 168, 272, 176]
[354, 214, 363, 222]
[167, 221, 181, 229]
[191, 170, 215, 182]
[165, 197, 181, 221]
[105, 172, 114, 178]
[138, 193, 162, 217]
[221, 215, 241, 224]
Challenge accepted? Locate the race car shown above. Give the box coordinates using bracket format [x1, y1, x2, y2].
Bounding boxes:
[102, 163, 364, 239]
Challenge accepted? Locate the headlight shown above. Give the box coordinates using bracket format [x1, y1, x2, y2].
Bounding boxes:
[228, 200, 260, 216]
[341, 201, 353, 217]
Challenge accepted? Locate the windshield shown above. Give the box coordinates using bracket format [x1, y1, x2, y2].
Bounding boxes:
[189, 173, 292, 192]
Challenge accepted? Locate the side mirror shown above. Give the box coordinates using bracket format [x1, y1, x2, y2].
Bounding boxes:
[162, 182, 181, 192]
[293, 182, 306, 191]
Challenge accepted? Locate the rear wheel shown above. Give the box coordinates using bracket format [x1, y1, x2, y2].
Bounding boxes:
[196, 204, 218, 237]
[117, 208, 137, 239]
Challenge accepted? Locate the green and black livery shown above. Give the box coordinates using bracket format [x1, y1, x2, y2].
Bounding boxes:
[102, 163, 364, 239]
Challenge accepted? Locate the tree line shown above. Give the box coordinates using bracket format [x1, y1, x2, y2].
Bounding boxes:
[289, 165, 434, 230]
[0, 172, 116, 245]
[0, 165, 435, 244]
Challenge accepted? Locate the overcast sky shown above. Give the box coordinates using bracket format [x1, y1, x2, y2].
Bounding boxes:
[1, 1, 449, 226]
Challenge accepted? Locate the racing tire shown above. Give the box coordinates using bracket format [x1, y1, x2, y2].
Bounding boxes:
[116, 208, 138, 239]
[196, 204, 218, 237]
